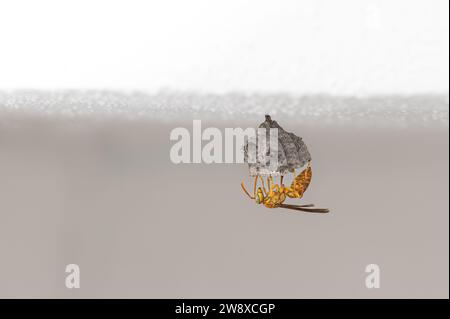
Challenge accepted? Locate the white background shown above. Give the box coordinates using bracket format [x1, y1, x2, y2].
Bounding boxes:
[0, 0, 448, 95]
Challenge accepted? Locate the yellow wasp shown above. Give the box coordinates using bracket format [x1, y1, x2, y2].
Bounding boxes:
[241, 162, 329, 213]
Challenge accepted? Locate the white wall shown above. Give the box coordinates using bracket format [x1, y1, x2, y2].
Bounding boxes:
[0, 0, 448, 95]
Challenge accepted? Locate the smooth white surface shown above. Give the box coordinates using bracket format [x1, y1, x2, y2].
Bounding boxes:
[0, 0, 448, 94]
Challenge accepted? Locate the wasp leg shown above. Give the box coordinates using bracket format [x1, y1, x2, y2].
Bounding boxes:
[241, 182, 255, 199]
[259, 176, 268, 195]
[268, 176, 279, 194]
[253, 176, 258, 198]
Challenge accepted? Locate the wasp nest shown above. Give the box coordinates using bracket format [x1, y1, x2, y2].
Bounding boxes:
[244, 115, 311, 176]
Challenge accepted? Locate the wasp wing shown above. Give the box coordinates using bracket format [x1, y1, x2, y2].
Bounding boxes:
[279, 203, 329, 214]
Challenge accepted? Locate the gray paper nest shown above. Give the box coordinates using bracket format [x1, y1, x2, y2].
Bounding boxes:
[244, 115, 311, 176]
